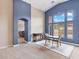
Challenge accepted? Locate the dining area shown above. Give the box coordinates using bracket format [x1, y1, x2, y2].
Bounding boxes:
[32, 33, 62, 47]
[32, 33, 74, 57]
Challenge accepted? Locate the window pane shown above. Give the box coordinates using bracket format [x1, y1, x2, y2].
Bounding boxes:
[67, 11, 73, 21]
[67, 11, 73, 39]
[67, 22, 73, 39]
[53, 13, 65, 23]
[48, 16, 53, 35]
[53, 23, 64, 37]
[53, 24, 59, 36]
[53, 13, 65, 37]
[59, 23, 64, 38]
[49, 16, 52, 23]
[49, 24, 53, 35]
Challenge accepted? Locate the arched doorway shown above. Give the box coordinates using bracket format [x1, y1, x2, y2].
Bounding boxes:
[18, 18, 28, 44]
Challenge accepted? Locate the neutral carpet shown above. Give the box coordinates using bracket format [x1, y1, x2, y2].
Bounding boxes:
[34, 40, 74, 57]
[0, 44, 67, 59]
[69, 47, 79, 59]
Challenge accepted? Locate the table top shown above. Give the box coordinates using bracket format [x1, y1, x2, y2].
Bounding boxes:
[45, 34, 59, 38]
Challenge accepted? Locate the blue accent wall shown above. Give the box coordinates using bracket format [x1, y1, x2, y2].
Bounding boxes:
[45, 0, 79, 44]
[13, 0, 31, 44]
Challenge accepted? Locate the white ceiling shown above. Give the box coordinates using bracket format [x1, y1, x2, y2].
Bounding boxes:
[22, 0, 69, 12]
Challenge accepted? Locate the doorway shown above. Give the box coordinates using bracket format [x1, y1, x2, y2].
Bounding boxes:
[18, 19, 28, 44]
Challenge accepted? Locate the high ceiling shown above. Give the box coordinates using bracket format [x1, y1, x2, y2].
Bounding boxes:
[22, 0, 69, 12]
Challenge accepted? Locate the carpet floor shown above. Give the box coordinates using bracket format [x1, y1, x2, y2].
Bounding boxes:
[34, 40, 74, 57]
[0, 44, 79, 59]
[0, 44, 67, 59]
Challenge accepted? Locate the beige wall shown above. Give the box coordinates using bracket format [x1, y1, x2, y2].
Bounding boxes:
[0, 1, 45, 47]
[0, 0, 13, 48]
[31, 7, 45, 33]
[7, 0, 13, 47]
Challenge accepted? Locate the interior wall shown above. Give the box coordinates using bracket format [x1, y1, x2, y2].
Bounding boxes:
[0, 0, 13, 48]
[31, 7, 45, 33]
[7, 0, 13, 47]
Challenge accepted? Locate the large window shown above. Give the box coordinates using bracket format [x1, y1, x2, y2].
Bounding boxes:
[49, 10, 73, 40]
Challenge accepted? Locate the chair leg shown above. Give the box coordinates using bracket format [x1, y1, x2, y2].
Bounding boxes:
[57, 41, 59, 47]
[60, 41, 61, 46]
[48, 40, 50, 44]
[45, 40, 47, 45]
[52, 41, 53, 46]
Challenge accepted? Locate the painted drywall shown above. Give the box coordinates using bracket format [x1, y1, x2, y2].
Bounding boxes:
[0, 0, 13, 48]
[7, 0, 13, 47]
[45, 0, 79, 44]
[0, 0, 8, 47]
[13, 0, 31, 44]
[31, 7, 45, 33]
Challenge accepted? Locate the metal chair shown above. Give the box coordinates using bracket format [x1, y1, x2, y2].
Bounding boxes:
[42, 33, 62, 47]
[51, 36, 62, 47]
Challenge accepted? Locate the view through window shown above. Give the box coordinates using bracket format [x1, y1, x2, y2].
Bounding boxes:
[67, 11, 73, 39]
[49, 10, 73, 40]
[53, 13, 65, 38]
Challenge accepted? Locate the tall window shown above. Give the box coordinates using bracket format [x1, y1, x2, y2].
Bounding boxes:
[67, 11, 73, 39]
[53, 13, 65, 38]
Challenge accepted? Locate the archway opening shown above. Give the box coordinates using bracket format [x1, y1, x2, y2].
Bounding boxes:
[18, 18, 28, 44]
